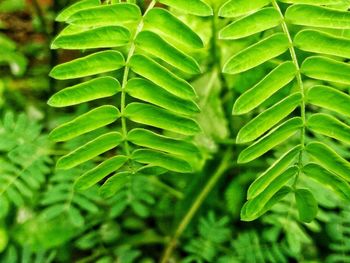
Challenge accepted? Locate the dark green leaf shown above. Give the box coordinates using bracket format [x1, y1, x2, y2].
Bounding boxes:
[295, 188, 318, 223]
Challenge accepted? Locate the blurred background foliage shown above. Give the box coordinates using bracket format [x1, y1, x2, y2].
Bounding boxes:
[0, 0, 350, 262]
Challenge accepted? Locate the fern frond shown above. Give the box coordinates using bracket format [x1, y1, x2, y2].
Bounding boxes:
[219, 0, 350, 222]
[49, 0, 213, 196]
[0, 112, 51, 217]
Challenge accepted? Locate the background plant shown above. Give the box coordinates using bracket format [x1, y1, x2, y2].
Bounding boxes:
[0, 0, 350, 262]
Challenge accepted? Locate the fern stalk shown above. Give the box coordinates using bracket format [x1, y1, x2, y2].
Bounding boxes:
[160, 149, 232, 263]
[271, 0, 305, 188]
[120, 0, 156, 158]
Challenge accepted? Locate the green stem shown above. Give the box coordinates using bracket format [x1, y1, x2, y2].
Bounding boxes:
[160, 149, 232, 263]
[272, 0, 305, 188]
[119, 0, 156, 157]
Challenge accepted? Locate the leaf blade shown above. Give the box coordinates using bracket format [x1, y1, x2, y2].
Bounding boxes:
[219, 8, 281, 40]
[49, 51, 125, 80]
[57, 132, 123, 169]
[233, 61, 297, 115]
[48, 77, 121, 107]
[124, 103, 201, 136]
[50, 105, 120, 142]
[223, 33, 289, 74]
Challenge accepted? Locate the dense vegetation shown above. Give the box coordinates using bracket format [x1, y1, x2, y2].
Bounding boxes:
[1, 0, 350, 262]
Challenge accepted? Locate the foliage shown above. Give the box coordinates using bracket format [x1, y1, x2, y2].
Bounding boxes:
[0, 0, 349, 262]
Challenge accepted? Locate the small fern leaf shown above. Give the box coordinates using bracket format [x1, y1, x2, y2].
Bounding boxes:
[305, 142, 350, 182]
[303, 163, 350, 200]
[144, 8, 203, 49]
[294, 30, 350, 58]
[126, 78, 200, 116]
[75, 156, 128, 191]
[51, 26, 130, 49]
[124, 103, 200, 136]
[128, 128, 199, 158]
[295, 188, 318, 223]
[99, 171, 130, 198]
[132, 149, 193, 173]
[66, 3, 141, 26]
[247, 145, 301, 200]
[285, 4, 350, 29]
[49, 51, 125, 80]
[57, 132, 123, 169]
[307, 85, 350, 117]
[48, 77, 121, 107]
[232, 61, 297, 115]
[135, 31, 201, 74]
[238, 118, 302, 164]
[223, 33, 289, 74]
[242, 167, 297, 221]
[219, 8, 281, 40]
[237, 93, 301, 144]
[50, 106, 120, 142]
[129, 54, 196, 100]
[301, 56, 350, 85]
[308, 114, 350, 144]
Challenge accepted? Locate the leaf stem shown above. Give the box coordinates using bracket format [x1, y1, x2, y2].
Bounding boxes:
[160, 149, 232, 263]
[119, 0, 156, 157]
[272, 0, 305, 188]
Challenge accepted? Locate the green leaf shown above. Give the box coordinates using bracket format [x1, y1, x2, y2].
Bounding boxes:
[286, 4, 350, 29]
[51, 26, 130, 50]
[301, 56, 350, 85]
[219, 8, 281, 40]
[237, 93, 301, 143]
[126, 78, 199, 116]
[238, 117, 303, 163]
[247, 145, 301, 199]
[219, 0, 270, 18]
[159, 0, 213, 16]
[75, 156, 128, 191]
[56, 0, 100, 22]
[135, 31, 201, 74]
[99, 172, 130, 198]
[295, 189, 318, 223]
[50, 106, 120, 142]
[307, 85, 350, 117]
[308, 113, 350, 144]
[144, 8, 203, 49]
[129, 54, 196, 100]
[57, 132, 123, 169]
[233, 61, 297, 115]
[303, 163, 350, 200]
[48, 77, 121, 107]
[242, 167, 297, 221]
[132, 149, 192, 173]
[49, 51, 125, 80]
[294, 30, 350, 59]
[67, 3, 141, 27]
[305, 142, 350, 182]
[124, 103, 200, 136]
[223, 33, 289, 74]
[242, 186, 292, 221]
[127, 128, 199, 157]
